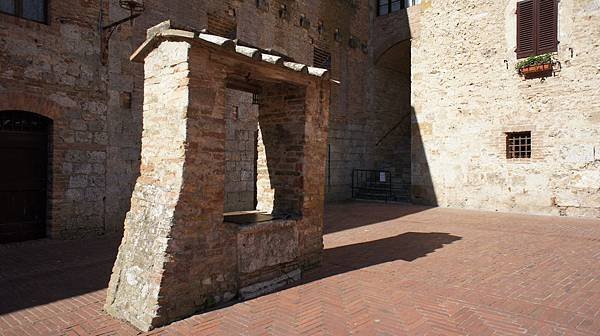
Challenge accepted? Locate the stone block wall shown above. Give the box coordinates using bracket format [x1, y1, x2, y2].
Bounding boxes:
[224, 90, 258, 212]
[5, 0, 596, 243]
[105, 32, 330, 330]
[373, 0, 600, 217]
[0, 0, 370, 240]
[257, 83, 307, 216]
[129, 0, 370, 204]
[0, 1, 109, 238]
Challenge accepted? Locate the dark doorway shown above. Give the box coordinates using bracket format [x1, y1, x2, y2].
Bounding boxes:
[0, 111, 50, 243]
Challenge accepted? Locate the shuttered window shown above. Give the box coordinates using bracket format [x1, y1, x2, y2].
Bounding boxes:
[0, 0, 46, 23]
[516, 0, 557, 58]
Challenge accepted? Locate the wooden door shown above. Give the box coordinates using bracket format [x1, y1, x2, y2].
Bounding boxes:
[0, 111, 49, 243]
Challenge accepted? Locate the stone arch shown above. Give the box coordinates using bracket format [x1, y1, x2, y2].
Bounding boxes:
[373, 37, 412, 66]
[0, 92, 62, 239]
[368, 35, 413, 202]
[0, 92, 62, 121]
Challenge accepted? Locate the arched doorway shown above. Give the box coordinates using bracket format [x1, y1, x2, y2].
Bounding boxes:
[0, 111, 51, 243]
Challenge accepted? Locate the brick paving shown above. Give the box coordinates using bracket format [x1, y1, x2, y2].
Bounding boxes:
[1, 202, 600, 335]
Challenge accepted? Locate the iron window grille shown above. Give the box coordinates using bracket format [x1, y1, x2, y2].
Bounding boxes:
[506, 131, 532, 159]
[377, 0, 421, 16]
[0, 0, 47, 23]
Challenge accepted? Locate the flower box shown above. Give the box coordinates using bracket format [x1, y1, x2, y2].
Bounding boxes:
[519, 62, 553, 76]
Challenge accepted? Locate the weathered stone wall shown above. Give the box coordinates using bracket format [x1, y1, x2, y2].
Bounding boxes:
[3, 0, 598, 243]
[224, 90, 257, 213]
[257, 83, 307, 216]
[106, 30, 330, 330]
[110, 0, 371, 233]
[106, 41, 239, 330]
[380, 0, 600, 217]
[128, 0, 370, 204]
[0, 2, 108, 238]
[0, 0, 370, 239]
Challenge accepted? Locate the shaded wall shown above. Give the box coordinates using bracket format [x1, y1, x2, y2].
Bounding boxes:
[224, 90, 257, 212]
[0, 2, 109, 238]
[368, 4, 418, 201]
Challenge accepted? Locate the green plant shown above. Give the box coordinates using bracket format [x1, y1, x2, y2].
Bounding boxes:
[515, 53, 553, 70]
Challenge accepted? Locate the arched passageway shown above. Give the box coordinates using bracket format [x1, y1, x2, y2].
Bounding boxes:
[370, 39, 413, 201]
[0, 111, 51, 243]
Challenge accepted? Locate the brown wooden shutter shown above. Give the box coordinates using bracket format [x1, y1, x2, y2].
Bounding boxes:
[516, 0, 536, 58]
[537, 0, 558, 54]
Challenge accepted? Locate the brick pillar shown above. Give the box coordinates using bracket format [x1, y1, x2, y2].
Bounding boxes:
[105, 41, 236, 331]
[299, 80, 330, 267]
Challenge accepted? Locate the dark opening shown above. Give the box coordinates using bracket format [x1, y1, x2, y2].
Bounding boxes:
[506, 131, 532, 159]
[0, 111, 51, 243]
[313, 47, 332, 70]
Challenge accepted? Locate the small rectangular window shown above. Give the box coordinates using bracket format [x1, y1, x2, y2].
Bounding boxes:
[506, 131, 532, 159]
[378, 0, 389, 15]
[22, 0, 45, 21]
[0, 0, 46, 23]
[0, 0, 16, 15]
[390, 0, 402, 12]
[378, 0, 420, 16]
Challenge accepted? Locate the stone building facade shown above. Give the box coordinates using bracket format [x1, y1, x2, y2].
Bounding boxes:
[0, 0, 599, 242]
[371, 0, 600, 217]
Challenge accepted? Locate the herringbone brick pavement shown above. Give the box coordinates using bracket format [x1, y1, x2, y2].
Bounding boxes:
[1, 202, 600, 335]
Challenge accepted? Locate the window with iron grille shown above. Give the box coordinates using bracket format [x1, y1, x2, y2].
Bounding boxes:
[516, 0, 558, 58]
[506, 131, 532, 159]
[313, 47, 331, 70]
[0, 0, 47, 23]
[377, 0, 421, 16]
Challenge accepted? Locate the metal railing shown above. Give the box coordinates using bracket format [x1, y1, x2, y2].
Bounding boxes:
[351, 169, 392, 202]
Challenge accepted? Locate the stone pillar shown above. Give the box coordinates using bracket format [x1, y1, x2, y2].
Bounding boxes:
[105, 41, 236, 331]
[299, 79, 330, 267]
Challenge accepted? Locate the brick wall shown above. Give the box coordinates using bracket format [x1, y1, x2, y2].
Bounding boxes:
[105, 35, 330, 330]
[0, 0, 371, 239]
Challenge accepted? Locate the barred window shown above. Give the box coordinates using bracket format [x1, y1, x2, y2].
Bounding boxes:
[506, 132, 532, 159]
[0, 0, 47, 23]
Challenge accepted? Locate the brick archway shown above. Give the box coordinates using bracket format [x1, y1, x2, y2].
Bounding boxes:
[0, 92, 62, 121]
[0, 92, 62, 239]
